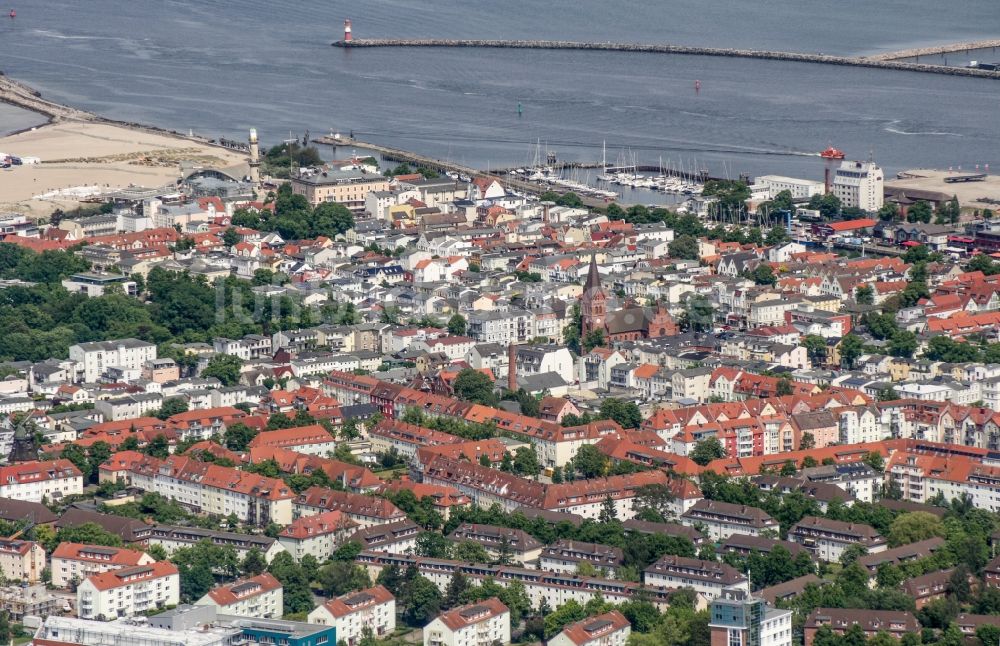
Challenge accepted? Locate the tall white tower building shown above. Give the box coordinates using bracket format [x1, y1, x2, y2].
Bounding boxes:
[249, 128, 261, 188]
[832, 159, 883, 212]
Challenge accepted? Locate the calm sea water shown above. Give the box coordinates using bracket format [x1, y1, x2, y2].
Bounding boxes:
[1, 0, 999, 178]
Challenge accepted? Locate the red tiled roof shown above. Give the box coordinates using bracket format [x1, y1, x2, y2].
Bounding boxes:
[206, 573, 281, 606]
[84, 561, 178, 591]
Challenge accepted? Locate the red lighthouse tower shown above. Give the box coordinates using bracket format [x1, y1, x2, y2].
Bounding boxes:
[344, 19, 352, 43]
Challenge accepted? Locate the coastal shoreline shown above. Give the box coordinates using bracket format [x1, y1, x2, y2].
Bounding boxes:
[0, 71, 247, 154]
[0, 73, 249, 220]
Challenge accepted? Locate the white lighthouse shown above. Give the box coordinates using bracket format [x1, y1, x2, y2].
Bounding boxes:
[248, 128, 261, 188]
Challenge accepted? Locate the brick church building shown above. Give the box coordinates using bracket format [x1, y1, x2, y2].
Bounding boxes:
[580, 255, 677, 342]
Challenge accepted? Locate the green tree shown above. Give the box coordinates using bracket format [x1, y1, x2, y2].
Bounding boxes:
[907, 200, 932, 223]
[268, 552, 316, 614]
[200, 354, 243, 386]
[668, 235, 700, 261]
[447, 314, 467, 336]
[877, 203, 900, 222]
[855, 284, 875, 305]
[155, 397, 189, 420]
[582, 329, 606, 353]
[866, 312, 899, 340]
[875, 386, 900, 402]
[765, 224, 789, 246]
[746, 264, 777, 286]
[512, 446, 541, 477]
[887, 330, 918, 358]
[315, 560, 372, 598]
[573, 444, 609, 479]
[838, 334, 865, 369]
[887, 511, 945, 547]
[444, 571, 469, 609]
[50, 522, 122, 552]
[690, 437, 727, 466]
[223, 422, 258, 452]
[775, 377, 793, 396]
[453, 541, 491, 563]
[680, 294, 714, 333]
[597, 398, 641, 429]
[222, 227, 241, 247]
[142, 434, 170, 459]
[401, 574, 442, 626]
[242, 549, 267, 576]
[453, 369, 497, 406]
[802, 335, 828, 365]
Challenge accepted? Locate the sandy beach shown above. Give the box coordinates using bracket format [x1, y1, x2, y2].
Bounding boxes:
[886, 169, 1000, 212]
[0, 121, 248, 218]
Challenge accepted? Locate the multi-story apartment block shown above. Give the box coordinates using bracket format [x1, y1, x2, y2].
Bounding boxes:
[787, 516, 887, 563]
[308, 585, 396, 646]
[424, 597, 510, 646]
[0, 459, 83, 503]
[247, 425, 337, 456]
[369, 419, 461, 462]
[538, 540, 624, 578]
[51, 543, 155, 588]
[466, 310, 534, 345]
[293, 486, 406, 528]
[643, 555, 746, 599]
[357, 552, 676, 611]
[831, 160, 884, 212]
[95, 394, 163, 422]
[290, 170, 391, 210]
[549, 610, 631, 646]
[147, 525, 286, 563]
[212, 334, 272, 360]
[69, 339, 157, 383]
[278, 510, 358, 562]
[348, 519, 422, 555]
[680, 499, 779, 541]
[0, 538, 45, 583]
[447, 524, 543, 565]
[77, 562, 180, 621]
[804, 609, 918, 646]
[122, 454, 294, 526]
[195, 573, 283, 618]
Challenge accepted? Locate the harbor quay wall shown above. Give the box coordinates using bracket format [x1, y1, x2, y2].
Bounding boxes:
[332, 39, 1000, 79]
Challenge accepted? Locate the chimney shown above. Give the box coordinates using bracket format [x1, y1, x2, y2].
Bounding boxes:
[507, 342, 517, 392]
[541, 200, 555, 225]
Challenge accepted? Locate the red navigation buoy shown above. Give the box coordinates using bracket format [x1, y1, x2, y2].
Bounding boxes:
[8, 9, 15, 18]
[694, 79, 701, 92]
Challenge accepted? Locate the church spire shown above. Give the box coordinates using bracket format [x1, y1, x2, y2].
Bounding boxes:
[584, 253, 601, 293]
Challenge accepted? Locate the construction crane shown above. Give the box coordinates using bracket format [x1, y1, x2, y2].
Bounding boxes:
[5, 516, 34, 541]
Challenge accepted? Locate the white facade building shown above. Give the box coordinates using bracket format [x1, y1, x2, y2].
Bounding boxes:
[69, 339, 157, 384]
[0, 459, 83, 503]
[832, 160, 884, 212]
[424, 598, 510, 646]
[77, 562, 180, 620]
[308, 585, 396, 646]
[195, 573, 283, 619]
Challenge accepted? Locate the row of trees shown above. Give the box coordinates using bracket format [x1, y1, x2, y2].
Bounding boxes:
[231, 183, 354, 241]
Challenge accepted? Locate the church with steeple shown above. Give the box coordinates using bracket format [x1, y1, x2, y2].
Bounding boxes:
[579, 254, 678, 342]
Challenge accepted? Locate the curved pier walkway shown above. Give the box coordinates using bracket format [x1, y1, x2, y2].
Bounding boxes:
[333, 39, 1000, 79]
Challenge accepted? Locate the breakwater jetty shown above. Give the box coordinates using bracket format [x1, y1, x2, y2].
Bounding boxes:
[866, 39, 1000, 61]
[315, 135, 666, 208]
[332, 39, 1000, 79]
